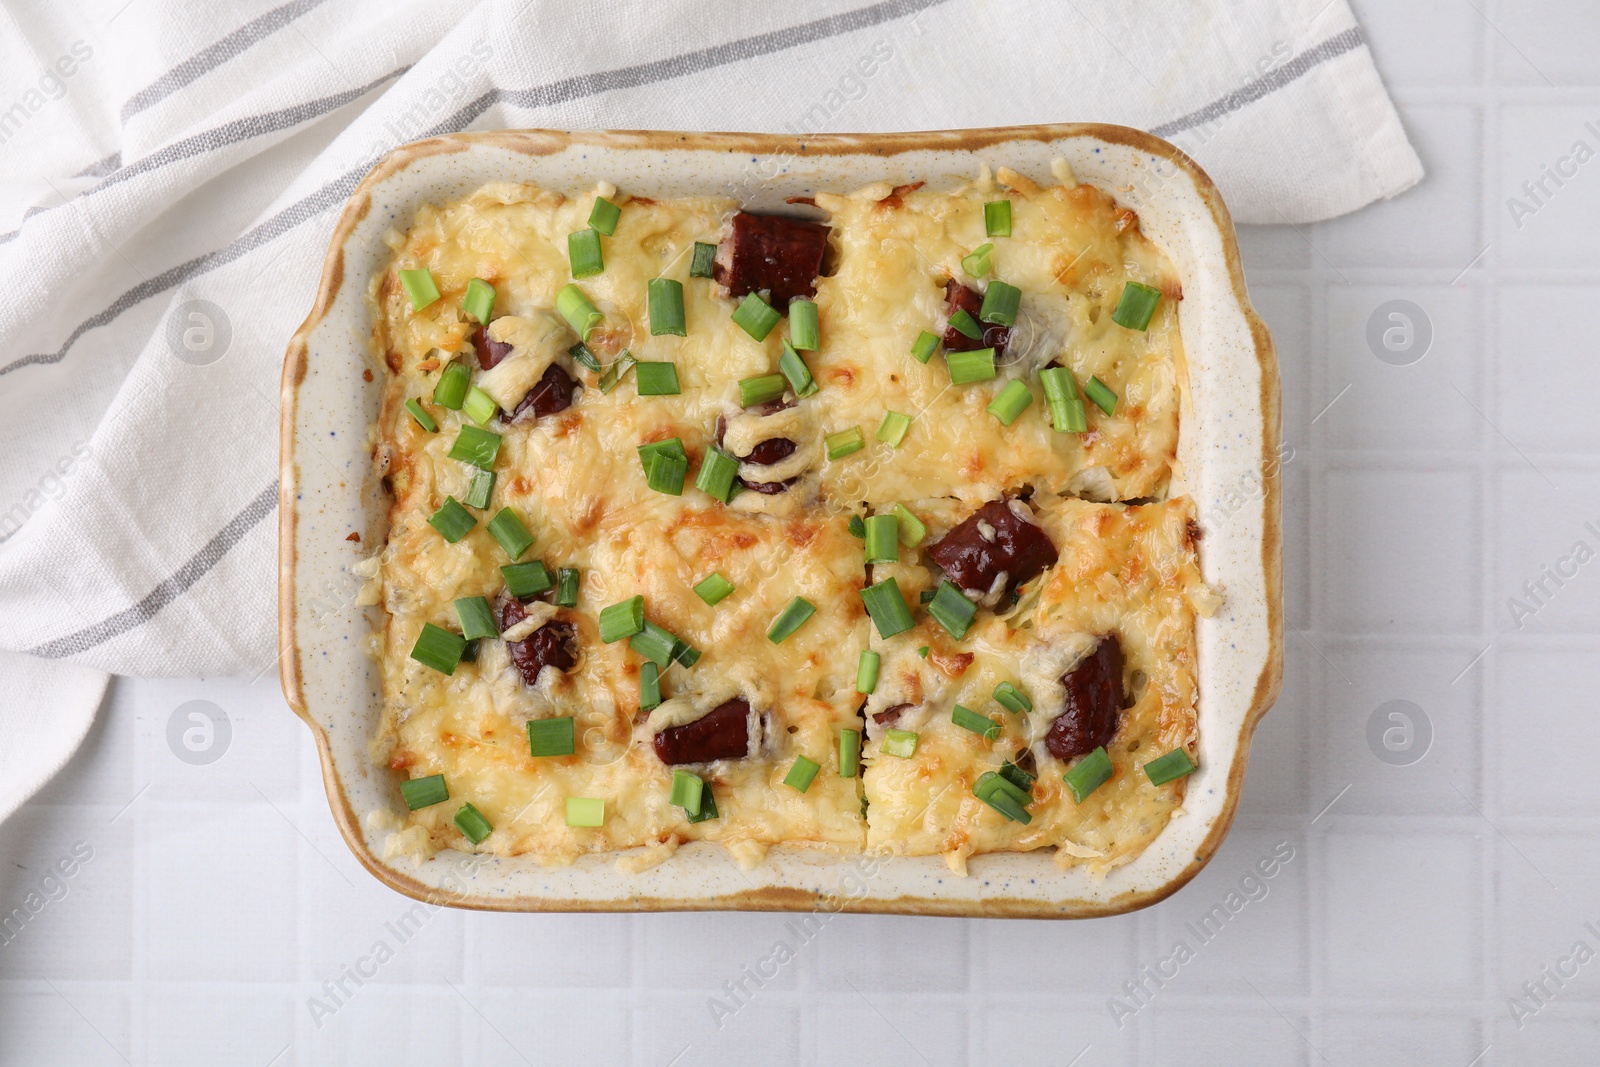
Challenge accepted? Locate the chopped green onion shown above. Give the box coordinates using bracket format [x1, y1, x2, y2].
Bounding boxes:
[565, 797, 605, 827]
[788, 300, 819, 351]
[454, 802, 493, 843]
[462, 277, 495, 323]
[405, 398, 437, 432]
[568, 228, 604, 278]
[556, 283, 603, 340]
[1040, 367, 1087, 433]
[409, 622, 466, 674]
[1064, 746, 1114, 802]
[839, 728, 861, 777]
[999, 760, 1035, 794]
[825, 427, 865, 460]
[993, 682, 1033, 715]
[645, 446, 688, 495]
[462, 387, 498, 426]
[454, 596, 499, 640]
[986, 379, 1034, 426]
[1084, 375, 1118, 416]
[973, 771, 1031, 823]
[1144, 747, 1197, 785]
[910, 330, 940, 364]
[459, 638, 480, 662]
[920, 590, 936, 604]
[1112, 281, 1162, 331]
[917, 646, 930, 658]
[448, 425, 502, 470]
[979, 281, 1021, 326]
[598, 351, 638, 393]
[670, 768, 703, 811]
[767, 597, 816, 644]
[432, 360, 471, 409]
[648, 278, 687, 336]
[630, 620, 682, 668]
[634, 360, 681, 395]
[694, 447, 741, 504]
[883, 729, 919, 759]
[984, 199, 1012, 237]
[502, 560, 553, 598]
[640, 661, 662, 711]
[686, 785, 719, 823]
[876, 411, 911, 448]
[673, 642, 700, 669]
[892, 503, 926, 548]
[928, 581, 978, 640]
[588, 196, 621, 236]
[463, 468, 495, 509]
[784, 755, 821, 793]
[399, 268, 440, 311]
[731, 292, 781, 341]
[948, 307, 983, 341]
[637, 437, 686, 469]
[847, 514, 867, 539]
[486, 507, 534, 561]
[856, 650, 880, 694]
[863, 514, 898, 564]
[947, 347, 996, 385]
[738, 373, 786, 408]
[779, 340, 818, 398]
[951, 704, 1000, 739]
[690, 241, 718, 278]
[598, 596, 645, 643]
[527, 717, 576, 757]
[556, 567, 580, 607]
[961, 242, 994, 279]
[428, 497, 476, 543]
[400, 774, 448, 810]
[859, 578, 915, 638]
[693, 572, 735, 606]
[567, 341, 602, 372]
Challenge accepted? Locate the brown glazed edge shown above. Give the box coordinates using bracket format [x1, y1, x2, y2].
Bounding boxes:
[278, 124, 1284, 918]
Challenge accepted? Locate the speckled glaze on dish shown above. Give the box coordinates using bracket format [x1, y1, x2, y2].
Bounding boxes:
[279, 125, 1282, 917]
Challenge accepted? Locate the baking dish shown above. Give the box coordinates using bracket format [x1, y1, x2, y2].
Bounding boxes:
[279, 124, 1281, 917]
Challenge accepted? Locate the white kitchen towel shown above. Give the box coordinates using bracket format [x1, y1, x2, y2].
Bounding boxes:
[0, 0, 1420, 821]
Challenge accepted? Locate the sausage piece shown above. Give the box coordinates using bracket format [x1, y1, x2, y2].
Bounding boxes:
[715, 412, 800, 495]
[942, 280, 1011, 355]
[926, 500, 1059, 598]
[473, 326, 514, 370]
[652, 698, 752, 765]
[499, 599, 578, 686]
[1044, 635, 1124, 760]
[716, 213, 830, 307]
[510, 363, 577, 421]
[872, 703, 910, 726]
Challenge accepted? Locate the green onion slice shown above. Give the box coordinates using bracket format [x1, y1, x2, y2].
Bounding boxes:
[598, 596, 645, 643]
[1084, 375, 1118, 416]
[1064, 746, 1114, 802]
[463, 468, 495, 509]
[400, 774, 448, 810]
[648, 278, 687, 336]
[454, 802, 493, 843]
[999, 760, 1035, 794]
[876, 410, 911, 448]
[984, 199, 1012, 237]
[454, 596, 499, 640]
[598, 351, 638, 394]
[947, 347, 996, 385]
[847, 515, 866, 539]
[979, 281, 1021, 326]
[502, 560, 553, 598]
[409, 622, 466, 675]
[788, 299, 820, 351]
[883, 729, 919, 759]
[556, 283, 603, 340]
[856, 650, 881, 694]
[738, 373, 787, 408]
[910, 330, 940, 364]
[986, 379, 1034, 426]
[825, 427, 865, 460]
[766, 597, 816, 644]
[859, 578, 914, 638]
[1144, 747, 1197, 785]
[640, 661, 662, 711]
[928, 581, 978, 640]
[694, 447, 741, 504]
[463, 277, 495, 323]
[731, 292, 781, 341]
[961, 242, 994, 279]
[948, 307, 983, 341]
[486, 507, 534, 561]
[693, 572, 735, 606]
[462, 387, 498, 426]
[567, 341, 602, 372]
[645, 446, 688, 495]
[448, 426, 502, 470]
[588, 196, 621, 236]
[784, 755, 821, 793]
[527, 716, 576, 757]
[686, 785, 719, 823]
[629, 620, 682, 669]
[670, 768, 704, 811]
[634, 360, 681, 395]
[863, 514, 899, 565]
[427, 497, 476, 543]
[433, 360, 471, 409]
[1112, 280, 1161, 331]
[690, 241, 718, 278]
[1040, 366, 1087, 433]
[568, 228, 604, 278]
[565, 797, 605, 827]
[779, 340, 818, 398]
[951, 703, 1000, 739]
[973, 771, 1031, 823]
[993, 682, 1033, 715]
[405, 398, 437, 432]
[892, 503, 927, 548]
[399, 268, 440, 311]
[555, 567, 580, 607]
[839, 729, 861, 778]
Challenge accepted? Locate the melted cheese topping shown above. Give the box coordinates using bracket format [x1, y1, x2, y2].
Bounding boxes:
[370, 171, 1199, 872]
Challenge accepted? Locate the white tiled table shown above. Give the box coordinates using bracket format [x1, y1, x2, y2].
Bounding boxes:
[6, 2, 1600, 1062]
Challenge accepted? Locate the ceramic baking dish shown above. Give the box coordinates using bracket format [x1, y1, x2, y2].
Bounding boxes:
[279, 124, 1282, 917]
